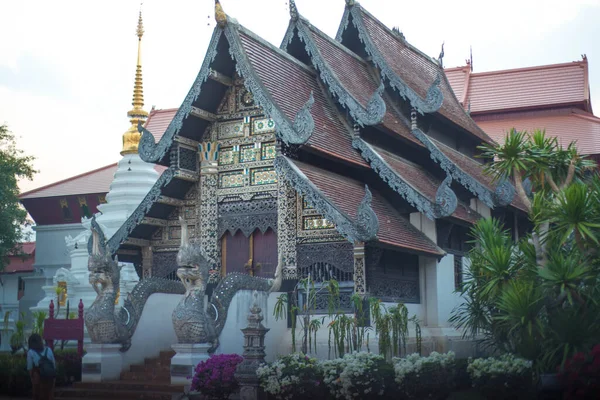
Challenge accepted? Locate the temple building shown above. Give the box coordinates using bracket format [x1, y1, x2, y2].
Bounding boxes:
[104, 0, 525, 350]
[6, 0, 598, 362]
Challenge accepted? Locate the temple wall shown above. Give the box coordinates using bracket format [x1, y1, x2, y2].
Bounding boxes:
[122, 293, 182, 370]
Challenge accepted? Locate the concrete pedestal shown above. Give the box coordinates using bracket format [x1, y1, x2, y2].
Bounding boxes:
[82, 343, 123, 382]
[170, 343, 211, 385]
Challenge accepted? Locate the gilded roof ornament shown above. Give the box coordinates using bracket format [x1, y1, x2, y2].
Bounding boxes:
[289, 0, 299, 21]
[215, 0, 228, 28]
[121, 9, 149, 155]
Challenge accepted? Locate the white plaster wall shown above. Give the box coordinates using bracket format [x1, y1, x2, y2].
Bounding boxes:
[122, 293, 182, 370]
[34, 224, 84, 270]
[436, 254, 462, 327]
[469, 199, 491, 219]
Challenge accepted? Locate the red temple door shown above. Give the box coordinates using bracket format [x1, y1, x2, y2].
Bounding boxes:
[221, 228, 277, 277]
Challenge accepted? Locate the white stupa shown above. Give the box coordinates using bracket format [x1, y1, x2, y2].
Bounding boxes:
[32, 11, 158, 316]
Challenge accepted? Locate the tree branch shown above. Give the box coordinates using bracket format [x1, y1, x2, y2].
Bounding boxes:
[561, 158, 577, 190]
[513, 170, 532, 212]
[545, 172, 560, 193]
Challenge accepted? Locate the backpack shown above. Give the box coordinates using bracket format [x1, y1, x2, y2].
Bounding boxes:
[36, 348, 56, 379]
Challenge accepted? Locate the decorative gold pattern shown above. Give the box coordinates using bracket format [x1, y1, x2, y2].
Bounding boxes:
[252, 117, 276, 135]
[218, 120, 244, 139]
[219, 147, 237, 165]
[240, 144, 257, 163]
[57, 281, 67, 306]
[251, 167, 277, 185]
[303, 216, 335, 230]
[219, 170, 245, 188]
[121, 11, 149, 155]
[261, 142, 276, 160]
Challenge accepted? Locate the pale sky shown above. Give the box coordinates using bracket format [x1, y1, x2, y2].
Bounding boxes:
[2, 0, 599, 193]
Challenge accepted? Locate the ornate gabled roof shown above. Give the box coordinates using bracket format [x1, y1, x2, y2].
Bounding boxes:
[231, 24, 365, 165]
[353, 138, 480, 224]
[276, 156, 444, 256]
[281, 15, 423, 147]
[337, 2, 494, 144]
[138, 17, 365, 168]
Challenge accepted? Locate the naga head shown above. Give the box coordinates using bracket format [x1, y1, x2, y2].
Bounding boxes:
[88, 216, 120, 293]
[176, 217, 212, 288]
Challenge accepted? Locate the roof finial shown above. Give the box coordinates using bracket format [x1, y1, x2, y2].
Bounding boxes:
[121, 6, 149, 156]
[438, 41, 445, 68]
[289, 0, 299, 21]
[345, 0, 356, 7]
[215, 0, 228, 28]
[470, 45, 473, 71]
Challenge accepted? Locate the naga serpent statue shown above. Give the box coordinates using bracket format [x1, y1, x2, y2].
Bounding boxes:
[85, 217, 184, 350]
[172, 217, 282, 352]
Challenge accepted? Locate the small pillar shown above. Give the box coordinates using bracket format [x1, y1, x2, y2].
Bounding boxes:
[353, 241, 366, 295]
[235, 292, 270, 400]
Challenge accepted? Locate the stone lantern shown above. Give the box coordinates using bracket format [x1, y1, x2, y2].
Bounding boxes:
[235, 292, 270, 400]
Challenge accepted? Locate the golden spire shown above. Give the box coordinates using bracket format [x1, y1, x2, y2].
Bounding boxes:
[215, 0, 228, 28]
[121, 9, 149, 155]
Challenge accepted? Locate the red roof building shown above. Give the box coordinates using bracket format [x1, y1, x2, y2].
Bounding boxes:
[445, 58, 600, 159]
[3, 243, 36, 275]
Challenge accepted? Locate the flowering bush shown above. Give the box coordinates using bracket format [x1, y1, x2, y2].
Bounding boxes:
[256, 353, 326, 400]
[190, 354, 243, 399]
[393, 351, 456, 399]
[559, 344, 600, 399]
[321, 351, 395, 399]
[467, 354, 533, 399]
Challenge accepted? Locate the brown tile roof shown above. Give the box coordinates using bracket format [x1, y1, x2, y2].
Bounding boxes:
[446, 60, 592, 114]
[292, 159, 444, 256]
[372, 145, 481, 224]
[476, 110, 600, 156]
[237, 29, 366, 167]
[303, 22, 423, 147]
[19, 109, 173, 200]
[355, 6, 493, 144]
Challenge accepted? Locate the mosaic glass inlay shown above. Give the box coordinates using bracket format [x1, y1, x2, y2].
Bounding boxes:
[303, 198, 315, 209]
[218, 120, 244, 139]
[219, 147, 237, 165]
[303, 216, 335, 230]
[240, 144, 257, 163]
[261, 142, 276, 160]
[252, 118, 275, 135]
[219, 170, 245, 188]
[250, 167, 277, 185]
[184, 207, 195, 220]
[169, 226, 181, 240]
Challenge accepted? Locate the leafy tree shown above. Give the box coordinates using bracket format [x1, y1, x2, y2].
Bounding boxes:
[0, 124, 36, 273]
[450, 129, 600, 372]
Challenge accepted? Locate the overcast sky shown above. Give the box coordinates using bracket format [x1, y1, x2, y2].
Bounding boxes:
[2, 0, 599, 193]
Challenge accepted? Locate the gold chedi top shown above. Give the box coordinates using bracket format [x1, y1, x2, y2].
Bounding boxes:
[121, 11, 149, 155]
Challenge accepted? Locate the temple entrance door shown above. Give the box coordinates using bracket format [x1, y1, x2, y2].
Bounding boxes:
[221, 228, 277, 278]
